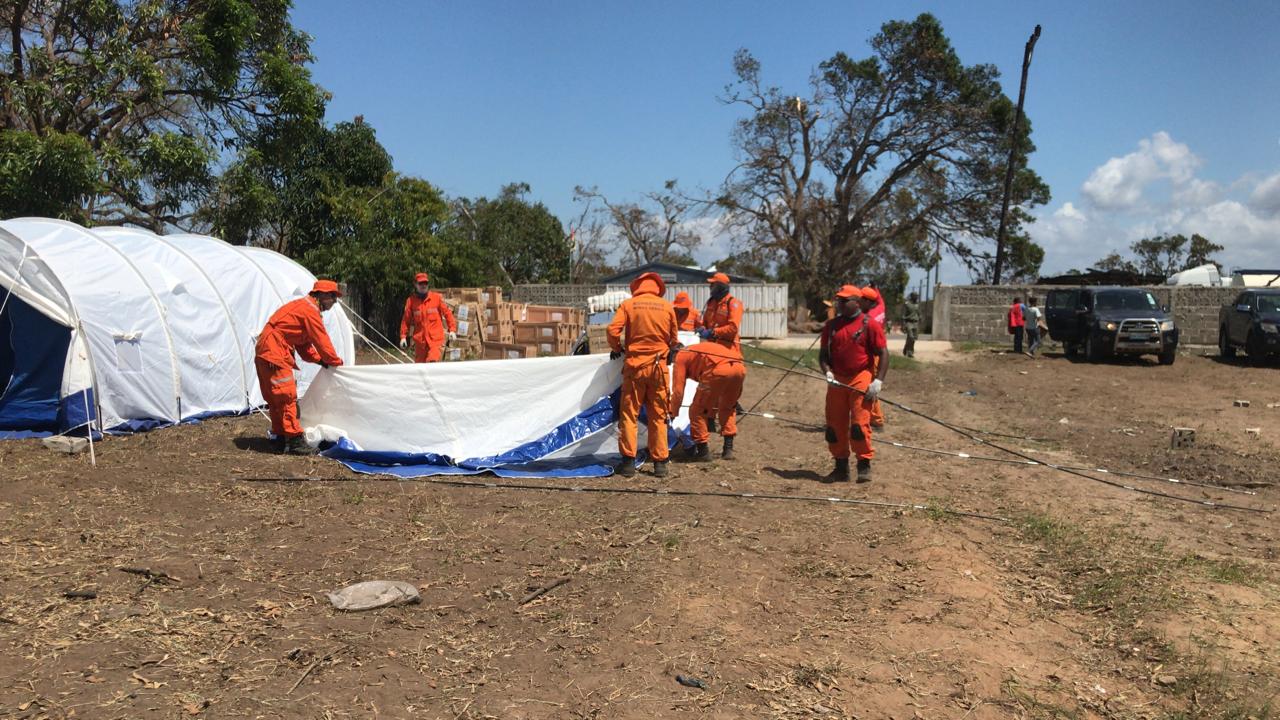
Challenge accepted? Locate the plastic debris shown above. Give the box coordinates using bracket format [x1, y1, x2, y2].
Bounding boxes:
[676, 674, 707, 690]
[326, 581, 421, 611]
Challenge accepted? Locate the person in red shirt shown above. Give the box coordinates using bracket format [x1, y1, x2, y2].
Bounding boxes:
[398, 272, 457, 363]
[669, 341, 746, 461]
[254, 280, 345, 455]
[696, 272, 743, 351]
[1007, 296, 1025, 355]
[607, 272, 680, 478]
[858, 286, 888, 428]
[819, 284, 889, 482]
[673, 292, 700, 331]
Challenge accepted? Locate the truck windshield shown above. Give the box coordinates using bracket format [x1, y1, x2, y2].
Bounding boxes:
[1095, 291, 1159, 311]
[1260, 296, 1280, 314]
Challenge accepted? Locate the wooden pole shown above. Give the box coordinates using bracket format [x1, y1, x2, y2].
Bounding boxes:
[992, 24, 1041, 285]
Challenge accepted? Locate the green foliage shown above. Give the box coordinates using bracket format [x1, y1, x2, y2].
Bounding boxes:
[442, 183, 571, 286]
[1, 0, 325, 227]
[718, 14, 1049, 310]
[1092, 233, 1225, 278]
[0, 130, 98, 220]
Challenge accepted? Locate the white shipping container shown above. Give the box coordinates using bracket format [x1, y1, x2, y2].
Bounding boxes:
[606, 282, 789, 338]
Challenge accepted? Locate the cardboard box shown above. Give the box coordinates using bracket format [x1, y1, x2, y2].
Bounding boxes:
[587, 325, 610, 354]
[484, 320, 515, 343]
[482, 286, 504, 305]
[482, 342, 538, 360]
[514, 322, 573, 343]
[523, 305, 583, 325]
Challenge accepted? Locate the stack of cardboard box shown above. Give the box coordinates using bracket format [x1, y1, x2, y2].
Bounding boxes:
[436, 288, 589, 360]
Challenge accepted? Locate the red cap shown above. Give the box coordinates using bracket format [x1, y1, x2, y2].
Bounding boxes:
[311, 279, 343, 297]
[834, 284, 860, 299]
[673, 292, 693, 309]
[414, 272, 429, 283]
[706, 272, 730, 285]
[629, 271, 666, 297]
[860, 286, 881, 302]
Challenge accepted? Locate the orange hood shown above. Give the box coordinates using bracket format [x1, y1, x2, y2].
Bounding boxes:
[629, 272, 666, 298]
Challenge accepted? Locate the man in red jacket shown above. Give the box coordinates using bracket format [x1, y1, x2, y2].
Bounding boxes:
[819, 284, 888, 482]
[399, 272, 457, 363]
[255, 280, 345, 455]
[1007, 296, 1026, 355]
[669, 341, 746, 461]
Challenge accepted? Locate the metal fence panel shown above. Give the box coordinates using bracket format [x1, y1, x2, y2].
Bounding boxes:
[605, 282, 789, 338]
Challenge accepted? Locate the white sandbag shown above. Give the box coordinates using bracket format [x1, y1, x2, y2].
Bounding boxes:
[326, 580, 421, 611]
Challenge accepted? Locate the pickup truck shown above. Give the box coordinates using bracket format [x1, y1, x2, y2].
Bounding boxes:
[1218, 288, 1280, 364]
[1044, 286, 1179, 364]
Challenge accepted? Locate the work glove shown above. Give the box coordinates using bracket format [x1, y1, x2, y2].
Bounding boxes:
[697, 328, 714, 340]
[865, 378, 883, 401]
[609, 350, 623, 360]
[825, 370, 836, 384]
[447, 331, 457, 343]
[399, 338, 407, 350]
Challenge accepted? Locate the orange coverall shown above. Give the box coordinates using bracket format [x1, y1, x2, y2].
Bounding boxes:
[821, 312, 886, 462]
[400, 291, 458, 363]
[669, 342, 745, 445]
[698, 294, 744, 351]
[607, 276, 679, 462]
[676, 307, 701, 331]
[254, 297, 344, 438]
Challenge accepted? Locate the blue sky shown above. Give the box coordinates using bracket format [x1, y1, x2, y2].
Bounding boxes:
[292, 1, 1280, 284]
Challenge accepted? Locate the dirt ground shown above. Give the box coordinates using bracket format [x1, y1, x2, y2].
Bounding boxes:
[1, 346, 1277, 719]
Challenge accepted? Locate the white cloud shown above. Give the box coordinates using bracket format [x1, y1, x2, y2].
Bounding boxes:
[1081, 131, 1201, 210]
[1248, 172, 1280, 218]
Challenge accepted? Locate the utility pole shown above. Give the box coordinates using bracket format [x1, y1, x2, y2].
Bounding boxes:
[992, 24, 1041, 286]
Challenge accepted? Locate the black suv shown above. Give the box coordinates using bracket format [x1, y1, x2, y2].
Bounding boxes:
[1218, 288, 1280, 363]
[1044, 287, 1179, 364]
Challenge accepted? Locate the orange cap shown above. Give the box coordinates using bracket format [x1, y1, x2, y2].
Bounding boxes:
[673, 291, 693, 309]
[629, 271, 666, 297]
[706, 272, 730, 285]
[860, 286, 881, 302]
[311, 279, 343, 297]
[834, 284, 860, 299]
[414, 272, 429, 283]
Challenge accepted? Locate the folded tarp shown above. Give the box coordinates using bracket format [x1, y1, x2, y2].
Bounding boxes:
[298, 354, 696, 478]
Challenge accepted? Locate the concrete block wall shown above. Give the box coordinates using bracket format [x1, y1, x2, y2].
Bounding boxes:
[933, 285, 1240, 346]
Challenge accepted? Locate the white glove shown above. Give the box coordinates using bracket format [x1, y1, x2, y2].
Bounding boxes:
[399, 338, 407, 350]
[865, 378, 883, 401]
[447, 331, 458, 343]
[825, 370, 836, 383]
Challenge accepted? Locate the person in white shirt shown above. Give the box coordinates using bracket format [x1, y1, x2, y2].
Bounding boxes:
[1024, 297, 1044, 357]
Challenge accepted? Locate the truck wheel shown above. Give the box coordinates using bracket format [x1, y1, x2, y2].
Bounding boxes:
[1158, 347, 1176, 365]
[1247, 332, 1267, 366]
[1085, 334, 1104, 362]
[1218, 327, 1236, 359]
[1064, 342, 1078, 358]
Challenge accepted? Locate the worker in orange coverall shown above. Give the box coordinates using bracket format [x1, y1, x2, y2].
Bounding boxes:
[696, 272, 744, 351]
[254, 280, 345, 455]
[607, 272, 679, 478]
[673, 291, 700, 331]
[858, 285, 887, 428]
[399, 272, 457, 363]
[669, 341, 746, 461]
[819, 284, 888, 483]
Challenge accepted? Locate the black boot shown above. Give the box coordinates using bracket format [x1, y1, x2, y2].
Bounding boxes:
[652, 460, 669, 478]
[284, 436, 317, 456]
[687, 442, 710, 461]
[616, 458, 637, 477]
[270, 436, 286, 454]
[825, 458, 850, 483]
[856, 458, 872, 483]
[721, 435, 735, 460]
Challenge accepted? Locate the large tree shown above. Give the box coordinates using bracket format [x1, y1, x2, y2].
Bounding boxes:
[717, 14, 1049, 310]
[442, 183, 572, 286]
[574, 180, 703, 266]
[1130, 233, 1224, 278]
[200, 118, 391, 255]
[1, 0, 324, 228]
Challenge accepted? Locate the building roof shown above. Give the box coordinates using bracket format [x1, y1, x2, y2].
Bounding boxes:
[601, 261, 761, 285]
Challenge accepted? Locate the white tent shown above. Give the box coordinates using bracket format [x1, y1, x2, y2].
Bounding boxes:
[0, 217, 355, 436]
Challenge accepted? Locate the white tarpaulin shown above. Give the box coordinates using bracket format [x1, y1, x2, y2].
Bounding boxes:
[299, 354, 698, 478]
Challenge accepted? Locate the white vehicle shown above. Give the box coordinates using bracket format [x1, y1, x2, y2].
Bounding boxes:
[1166, 263, 1223, 286]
